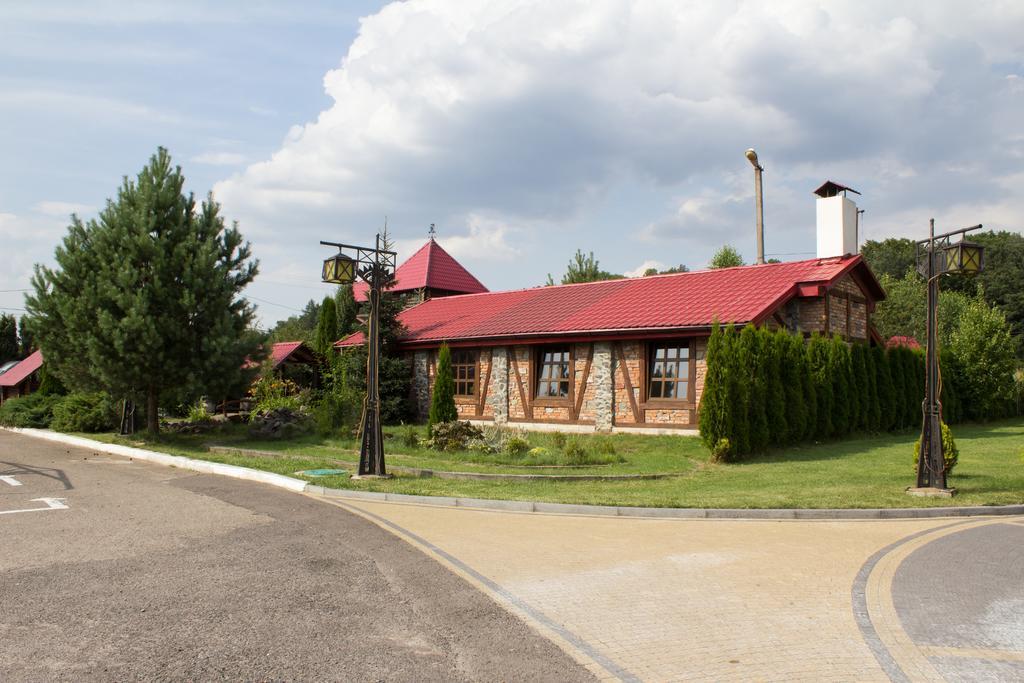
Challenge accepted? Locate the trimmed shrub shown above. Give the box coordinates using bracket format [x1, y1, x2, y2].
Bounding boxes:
[699, 322, 729, 451]
[0, 393, 61, 428]
[51, 392, 117, 433]
[503, 435, 530, 457]
[806, 333, 833, 439]
[913, 421, 959, 476]
[762, 327, 787, 446]
[779, 331, 806, 445]
[711, 437, 733, 463]
[887, 347, 907, 429]
[740, 325, 769, 453]
[828, 336, 852, 437]
[423, 420, 482, 452]
[850, 343, 870, 432]
[873, 346, 895, 431]
[723, 324, 750, 455]
[864, 344, 881, 432]
[561, 439, 590, 466]
[428, 343, 458, 434]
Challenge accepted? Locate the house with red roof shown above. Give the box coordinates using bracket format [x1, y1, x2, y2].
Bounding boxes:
[352, 236, 488, 306]
[338, 184, 886, 433]
[0, 350, 43, 404]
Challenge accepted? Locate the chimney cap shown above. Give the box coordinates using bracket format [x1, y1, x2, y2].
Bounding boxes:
[814, 180, 860, 198]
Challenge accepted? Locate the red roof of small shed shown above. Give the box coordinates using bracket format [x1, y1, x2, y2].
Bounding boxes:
[0, 350, 43, 387]
[269, 341, 306, 368]
[337, 255, 883, 348]
[352, 239, 488, 302]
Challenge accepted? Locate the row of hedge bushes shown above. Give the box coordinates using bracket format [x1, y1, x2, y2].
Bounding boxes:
[698, 324, 995, 461]
[0, 392, 116, 433]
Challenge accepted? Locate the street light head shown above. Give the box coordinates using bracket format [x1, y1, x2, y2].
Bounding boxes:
[745, 148, 760, 168]
[322, 252, 357, 285]
[944, 240, 985, 275]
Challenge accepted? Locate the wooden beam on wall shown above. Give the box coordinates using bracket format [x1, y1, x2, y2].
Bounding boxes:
[509, 346, 532, 420]
[572, 344, 594, 420]
[476, 348, 492, 417]
[615, 342, 643, 424]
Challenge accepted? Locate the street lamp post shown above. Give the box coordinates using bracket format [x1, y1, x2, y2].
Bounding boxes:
[913, 220, 985, 494]
[321, 234, 397, 477]
[745, 148, 766, 265]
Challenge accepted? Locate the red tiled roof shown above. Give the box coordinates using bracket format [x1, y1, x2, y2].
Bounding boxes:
[338, 255, 883, 348]
[0, 350, 43, 387]
[353, 238, 488, 302]
[269, 341, 305, 368]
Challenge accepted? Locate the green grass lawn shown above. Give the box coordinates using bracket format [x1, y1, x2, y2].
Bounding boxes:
[80, 418, 1024, 509]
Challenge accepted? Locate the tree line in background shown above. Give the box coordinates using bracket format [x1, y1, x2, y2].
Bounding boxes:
[0, 314, 36, 365]
[699, 323, 1022, 462]
[544, 244, 755, 286]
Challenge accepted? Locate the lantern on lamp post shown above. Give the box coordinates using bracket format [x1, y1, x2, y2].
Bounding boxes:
[913, 221, 984, 494]
[320, 235, 396, 477]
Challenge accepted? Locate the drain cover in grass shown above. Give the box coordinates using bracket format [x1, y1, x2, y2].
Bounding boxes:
[296, 468, 347, 477]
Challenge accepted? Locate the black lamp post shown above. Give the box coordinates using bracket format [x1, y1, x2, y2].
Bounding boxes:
[321, 234, 397, 477]
[913, 220, 984, 493]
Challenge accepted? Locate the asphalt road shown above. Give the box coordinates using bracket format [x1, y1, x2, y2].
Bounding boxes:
[0, 431, 594, 682]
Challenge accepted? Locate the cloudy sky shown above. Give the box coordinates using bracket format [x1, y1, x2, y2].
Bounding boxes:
[3, 1, 1022, 327]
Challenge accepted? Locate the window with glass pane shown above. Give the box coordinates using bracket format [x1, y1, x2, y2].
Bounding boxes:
[648, 343, 690, 400]
[451, 349, 478, 397]
[536, 346, 571, 398]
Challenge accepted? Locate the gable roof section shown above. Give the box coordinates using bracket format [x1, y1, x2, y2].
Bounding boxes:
[338, 255, 883, 348]
[269, 341, 315, 368]
[352, 239, 488, 302]
[0, 350, 43, 387]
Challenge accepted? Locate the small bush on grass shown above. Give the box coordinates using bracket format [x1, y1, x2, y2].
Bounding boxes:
[51, 392, 116, 433]
[594, 437, 617, 456]
[913, 422, 959, 476]
[711, 437, 732, 463]
[423, 420, 483, 452]
[401, 425, 420, 449]
[187, 400, 212, 423]
[0, 393, 61, 428]
[562, 439, 590, 466]
[550, 431, 567, 449]
[503, 435, 530, 458]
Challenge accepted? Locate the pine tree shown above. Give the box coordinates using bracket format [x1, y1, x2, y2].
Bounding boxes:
[761, 326, 787, 446]
[17, 316, 36, 358]
[828, 336, 851, 437]
[428, 343, 458, 432]
[699, 322, 729, 451]
[807, 333, 833, 439]
[25, 148, 259, 433]
[873, 346, 895, 431]
[335, 284, 359, 338]
[0, 314, 18, 364]
[314, 296, 339, 357]
[778, 331, 807, 444]
[738, 324, 769, 453]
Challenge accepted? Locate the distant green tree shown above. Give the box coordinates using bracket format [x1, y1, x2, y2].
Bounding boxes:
[267, 299, 320, 344]
[806, 333, 833, 439]
[0, 314, 17, 364]
[25, 148, 260, 433]
[860, 238, 917, 281]
[18, 316, 36, 358]
[335, 284, 359, 338]
[708, 245, 745, 269]
[313, 296, 339, 357]
[428, 343, 458, 433]
[948, 296, 1018, 419]
[548, 249, 622, 285]
[643, 264, 690, 276]
[944, 231, 1024, 346]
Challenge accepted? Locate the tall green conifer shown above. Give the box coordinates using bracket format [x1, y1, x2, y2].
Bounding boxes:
[699, 322, 729, 451]
[828, 336, 852, 437]
[428, 343, 457, 432]
[314, 296, 339, 357]
[779, 331, 807, 444]
[807, 333, 833, 439]
[761, 327, 787, 446]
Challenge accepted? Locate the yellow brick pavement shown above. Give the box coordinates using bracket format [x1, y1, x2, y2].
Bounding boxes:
[322, 498, 1008, 682]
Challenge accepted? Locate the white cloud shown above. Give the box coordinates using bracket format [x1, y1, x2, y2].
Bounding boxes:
[210, 0, 1024, 323]
[0, 89, 184, 125]
[624, 260, 666, 278]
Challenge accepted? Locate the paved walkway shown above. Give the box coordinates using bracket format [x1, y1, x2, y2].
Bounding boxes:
[323, 497, 1024, 682]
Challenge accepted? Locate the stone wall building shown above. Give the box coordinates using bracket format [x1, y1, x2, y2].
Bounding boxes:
[337, 182, 886, 433]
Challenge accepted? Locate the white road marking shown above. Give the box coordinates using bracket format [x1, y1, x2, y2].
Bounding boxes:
[0, 475, 23, 487]
[0, 497, 69, 515]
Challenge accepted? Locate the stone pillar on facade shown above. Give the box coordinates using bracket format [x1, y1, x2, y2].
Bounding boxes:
[413, 350, 430, 420]
[488, 347, 509, 425]
[592, 342, 613, 432]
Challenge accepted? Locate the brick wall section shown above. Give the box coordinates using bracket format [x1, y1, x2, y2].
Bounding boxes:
[413, 337, 707, 430]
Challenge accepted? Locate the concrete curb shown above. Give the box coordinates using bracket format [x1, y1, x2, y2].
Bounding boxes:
[7, 428, 1024, 520]
[6, 427, 308, 493]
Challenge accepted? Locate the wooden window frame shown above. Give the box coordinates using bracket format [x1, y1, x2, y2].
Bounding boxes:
[533, 344, 574, 407]
[640, 339, 696, 410]
[450, 348, 479, 403]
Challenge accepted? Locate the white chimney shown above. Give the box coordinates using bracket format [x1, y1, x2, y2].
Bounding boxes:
[814, 180, 860, 258]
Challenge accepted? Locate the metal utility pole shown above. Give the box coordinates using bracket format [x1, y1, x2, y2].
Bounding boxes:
[913, 220, 984, 493]
[320, 234, 397, 477]
[745, 148, 765, 264]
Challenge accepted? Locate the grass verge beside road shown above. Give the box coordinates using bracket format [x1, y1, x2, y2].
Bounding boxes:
[79, 418, 1024, 509]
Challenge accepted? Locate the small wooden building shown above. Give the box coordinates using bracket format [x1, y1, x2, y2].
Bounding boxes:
[0, 350, 43, 405]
